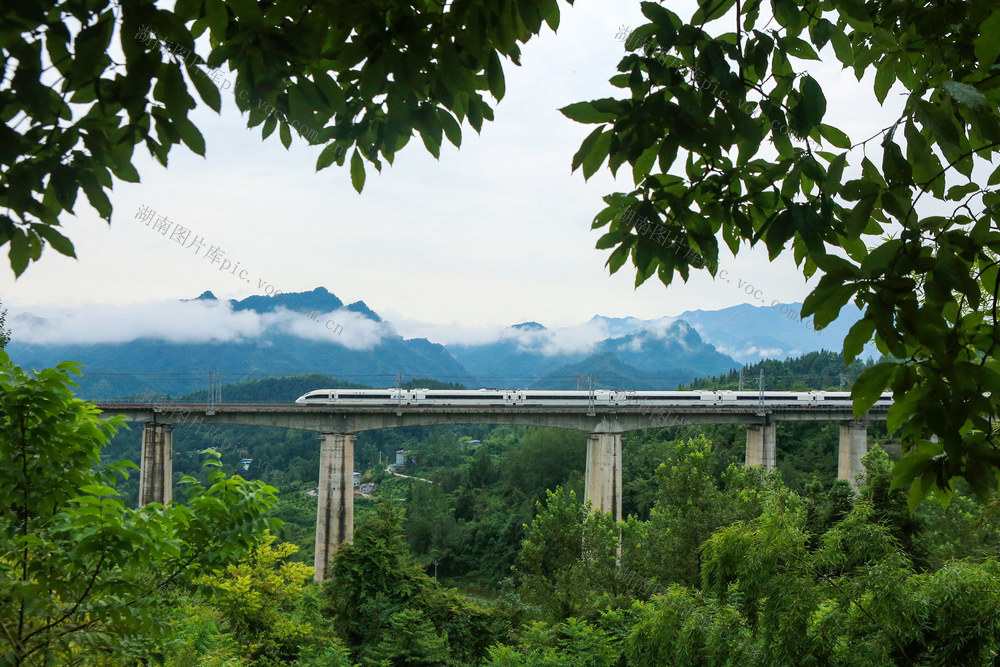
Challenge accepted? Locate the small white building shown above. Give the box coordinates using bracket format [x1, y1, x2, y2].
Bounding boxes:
[353, 472, 361, 488]
[395, 450, 409, 467]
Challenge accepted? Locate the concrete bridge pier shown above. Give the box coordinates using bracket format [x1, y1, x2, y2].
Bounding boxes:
[585, 432, 622, 522]
[745, 421, 776, 470]
[139, 423, 173, 506]
[838, 420, 868, 489]
[314, 433, 355, 582]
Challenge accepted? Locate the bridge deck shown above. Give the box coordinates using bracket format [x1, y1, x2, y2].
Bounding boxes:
[94, 401, 889, 433]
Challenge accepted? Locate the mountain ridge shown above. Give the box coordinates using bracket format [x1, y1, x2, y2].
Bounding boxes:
[6, 287, 867, 397]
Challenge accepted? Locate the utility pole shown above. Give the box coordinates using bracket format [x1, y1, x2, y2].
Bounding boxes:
[587, 374, 595, 416]
[576, 373, 584, 391]
[396, 372, 403, 416]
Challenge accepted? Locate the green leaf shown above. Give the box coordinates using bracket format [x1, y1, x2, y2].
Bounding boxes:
[582, 131, 612, 179]
[79, 484, 118, 496]
[632, 144, 659, 185]
[438, 109, 462, 148]
[34, 225, 77, 258]
[989, 163, 1000, 187]
[189, 68, 221, 113]
[606, 243, 631, 274]
[843, 317, 875, 363]
[780, 36, 820, 60]
[890, 450, 935, 491]
[829, 27, 853, 65]
[560, 101, 616, 124]
[81, 179, 113, 220]
[261, 114, 277, 140]
[228, 0, 264, 28]
[818, 124, 850, 149]
[205, 0, 228, 33]
[881, 140, 912, 186]
[279, 122, 292, 149]
[178, 119, 206, 156]
[109, 161, 141, 184]
[974, 9, 1000, 66]
[851, 362, 895, 418]
[487, 51, 506, 101]
[350, 149, 365, 193]
[161, 64, 195, 124]
[595, 232, 621, 250]
[9, 230, 30, 276]
[693, 0, 737, 24]
[873, 59, 895, 103]
[773, 0, 802, 31]
[316, 143, 344, 170]
[797, 76, 826, 129]
[941, 80, 987, 109]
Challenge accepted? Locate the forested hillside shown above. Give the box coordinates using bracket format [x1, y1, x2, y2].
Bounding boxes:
[5, 344, 999, 664]
[104, 356, 890, 576]
[685, 350, 880, 391]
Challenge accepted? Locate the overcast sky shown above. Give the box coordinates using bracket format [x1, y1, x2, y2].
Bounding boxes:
[1, 0, 904, 345]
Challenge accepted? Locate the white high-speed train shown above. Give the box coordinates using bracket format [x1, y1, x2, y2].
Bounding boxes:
[294, 388, 893, 408]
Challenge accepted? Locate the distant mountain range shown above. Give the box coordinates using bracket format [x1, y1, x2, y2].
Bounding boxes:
[6, 287, 865, 398]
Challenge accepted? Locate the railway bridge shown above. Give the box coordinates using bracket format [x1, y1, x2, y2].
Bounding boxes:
[96, 397, 889, 581]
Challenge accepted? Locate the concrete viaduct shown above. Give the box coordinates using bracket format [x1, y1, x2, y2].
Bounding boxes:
[96, 398, 889, 581]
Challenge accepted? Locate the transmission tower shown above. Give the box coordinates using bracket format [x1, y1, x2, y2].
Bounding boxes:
[756, 368, 765, 414]
[738, 368, 745, 391]
[206, 370, 221, 414]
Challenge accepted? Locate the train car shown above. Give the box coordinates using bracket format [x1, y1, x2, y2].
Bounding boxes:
[410, 388, 516, 406]
[294, 388, 405, 405]
[518, 390, 614, 407]
[729, 391, 893, 408]
[613, 391, 714, 407]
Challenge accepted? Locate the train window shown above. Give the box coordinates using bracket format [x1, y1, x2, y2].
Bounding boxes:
[421, 394, 501, 400]
[525, 395, 591, 400]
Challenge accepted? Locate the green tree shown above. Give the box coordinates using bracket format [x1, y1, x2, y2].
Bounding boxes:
[323, 502, 501, 666]
[636, 436, 783, 588]
[197, 533, 324, 665]
[0, 300, 8, 349]
[0, 351, 278, 664]
[621, 455, 1000, 665]
[485, 618, 620, 667]
[567, 0, 1000, 500]
[2, 0, 574, 274]
[855, 445, 929, 568]
[515, 487, 622, 623]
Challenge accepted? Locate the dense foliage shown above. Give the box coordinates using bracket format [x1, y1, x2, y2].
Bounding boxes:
[685, 349, 877, 390]
[2, 0, 574, 273]
[6, 352, 1000, 663]
[568, 0, 1000, 499]
[0, 351, 278, 663]
[0, 299, 8, 350]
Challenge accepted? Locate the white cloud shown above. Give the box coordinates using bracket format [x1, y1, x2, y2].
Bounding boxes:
[500, 319, 611, 356]
[714, 344, 786, 362]
[8, 300, 391, 348]
[273, 307, 393, 350]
